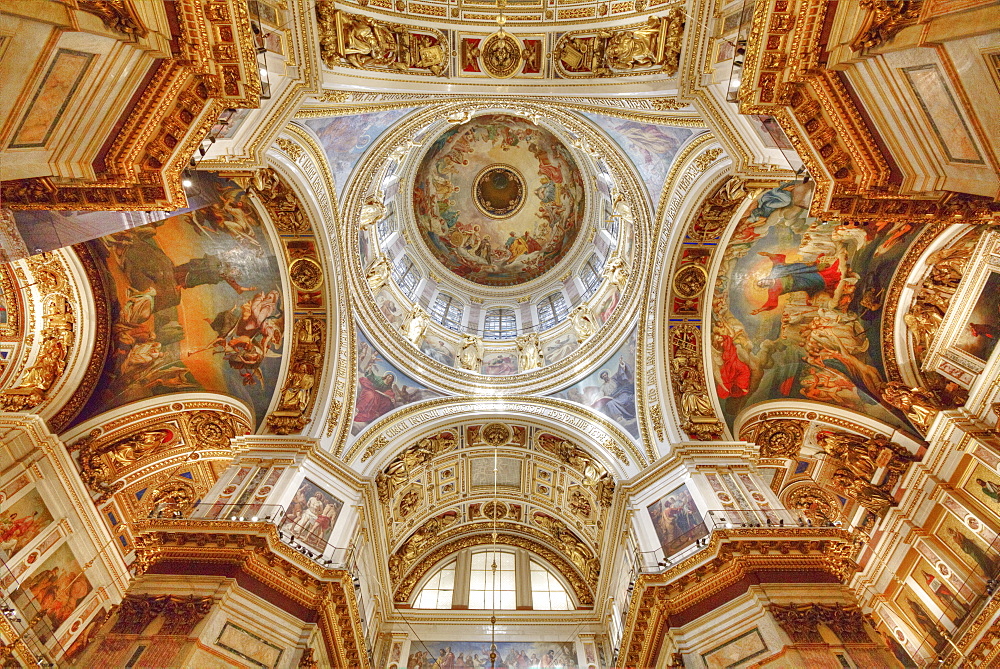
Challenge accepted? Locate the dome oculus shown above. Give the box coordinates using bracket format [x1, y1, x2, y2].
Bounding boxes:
[474, 165, 526, 218]
[413, 114, 586, 287]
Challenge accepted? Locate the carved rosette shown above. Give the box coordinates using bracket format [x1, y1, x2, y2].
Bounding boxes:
[754, 419, 807, 459]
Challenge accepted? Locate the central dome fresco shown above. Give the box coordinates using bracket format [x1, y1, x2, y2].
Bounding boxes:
[413, 114, 586, 287]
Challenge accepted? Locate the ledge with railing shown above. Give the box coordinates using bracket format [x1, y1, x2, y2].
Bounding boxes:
[146, 502, 354, 569]
[632, 507, 856, 575]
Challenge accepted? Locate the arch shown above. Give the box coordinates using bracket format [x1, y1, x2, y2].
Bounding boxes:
[394, 532, 595, 607]
[348, 397, 643, 476]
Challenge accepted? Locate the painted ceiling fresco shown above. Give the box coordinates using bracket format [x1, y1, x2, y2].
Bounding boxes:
[76, 174, 283, 428]
[303, 108, 417, 198]
[581, 112, 701, 212]
[710, 178, 922, 432]
[413, 114, 586, 287]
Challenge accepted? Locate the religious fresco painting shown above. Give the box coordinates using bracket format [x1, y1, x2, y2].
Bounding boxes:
[420, 335, 456, 366]
[963, 462, 1000, 514]
[954, 271, 1000, 362]
[407, 641, 578, 669]
[908, 556, 970, 627]
[595, 287, 621, 326]
[0, 488, 54, 560]
[374, 288, 405, 328]
[893, 584, 948, 655]
[581, 112, 700, 209]
[12, 543, 93, 642]
[77, 174, 283, 428]
[279, 478, 344, 552]
[937, 513, 997, 580]
[551, 329, 637, 437]
[711, 178, 921, 432]
[481, 351, 518, 376]
[543, 330, 579, 364]
[303, 108, 417, 197]
[353, 328, 442, 435]
[647, 483, 708, 557]
[413, 114, 586, 287]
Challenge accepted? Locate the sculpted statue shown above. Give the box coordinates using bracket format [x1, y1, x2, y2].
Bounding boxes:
[516, 332, 543, 371]
[458, 334, 484, 371]
[882, 381, 940, 432]
[601, 17, 660, 71]
[388, 511, 459, 581]
[569, 305, 596, 343]
[357, 191, 386, 231]
[536, 434, 615, 507]
[276, 362, 315, 414]
[366, 255, 392, 292]
[376, 432, 458, 503]
[401, 305, 430, 345]
[533, 513, 599, 581]
[107, 429, 175, 466]
[603, 256, 629, 288]
[816, 430, 916, 486]
[0, 295, 74, 411]
[830, 468, 894, 515]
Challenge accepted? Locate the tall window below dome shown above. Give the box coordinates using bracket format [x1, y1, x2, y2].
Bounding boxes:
[536, 292, 568, 331]
[484, 308, 516, 340]
[393, 256, 420, 298]
[411, 548, 575, 611]
[469, 550, 516, 610]
[580, 254, 604, 299]
[432, 293, 464, 331]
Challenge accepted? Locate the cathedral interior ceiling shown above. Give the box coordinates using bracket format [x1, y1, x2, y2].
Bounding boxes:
[2, 1, 1000, 663]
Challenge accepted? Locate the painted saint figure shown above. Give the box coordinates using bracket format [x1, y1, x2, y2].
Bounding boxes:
[750, 251, 842, 315]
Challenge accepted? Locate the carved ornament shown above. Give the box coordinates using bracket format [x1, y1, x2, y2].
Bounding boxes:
[850, 0, 923, 51]
[769, 602, 870, 644]
[316, 4, 449, 77]
[111, 594, 214, 636]
[754, 419, 806, 459]
[268, 317, 326, 435]
[554, 12, 684, 78]
[669, 324, 725, 440]
[78, 1, 148, 38]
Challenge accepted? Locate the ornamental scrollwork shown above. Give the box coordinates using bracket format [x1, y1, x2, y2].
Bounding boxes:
[754, 419, 806, 459]
[111, 594, 214, 636]
[0, 257, 75, 412]
[535, 433, 614, 507]
[850, 0, 923, 51]
[375, 430, 459, 503]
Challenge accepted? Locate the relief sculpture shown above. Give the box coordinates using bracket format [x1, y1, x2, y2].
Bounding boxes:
[554, 11, 684, 78]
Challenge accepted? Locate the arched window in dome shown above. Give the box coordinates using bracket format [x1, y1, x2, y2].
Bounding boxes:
[580, 254, 604, 299]
[411, 548, 576, 611]
[412, 560, 456, 609]
[529, 560, 572, 610]
[483, 307, 516, 340]
[377, 202, 397, 239]
[536, 291, 568, 331]
[432, 293, 464, 331]
[393, 256, 420, 298]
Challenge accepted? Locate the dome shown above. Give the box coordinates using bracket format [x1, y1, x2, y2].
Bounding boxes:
[412, 114, 586, 287]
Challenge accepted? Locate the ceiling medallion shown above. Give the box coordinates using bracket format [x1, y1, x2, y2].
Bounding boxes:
[473, 165, 526, 218]
[480, 422, 513, 447]
[480, 31, 524, 79]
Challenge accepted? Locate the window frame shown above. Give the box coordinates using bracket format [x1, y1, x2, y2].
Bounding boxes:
[431, 292, 464, 331]
[483, 307, 517, 340]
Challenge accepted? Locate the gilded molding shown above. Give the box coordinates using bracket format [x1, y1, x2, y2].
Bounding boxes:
[2, 0, 261, 210]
